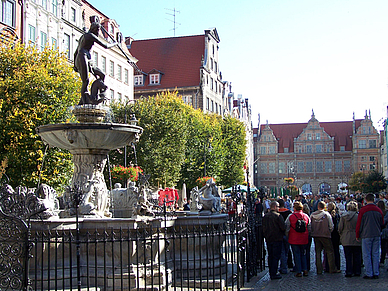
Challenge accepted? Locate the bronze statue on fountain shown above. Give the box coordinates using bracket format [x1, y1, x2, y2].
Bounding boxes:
[73, 20, 117, 105]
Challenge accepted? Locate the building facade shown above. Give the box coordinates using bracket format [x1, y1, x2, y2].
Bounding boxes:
[0, 0, 22, 43]
[254, 111, 380, 195]
[127, 28, 224, 115]
[22, 0, 135, 103]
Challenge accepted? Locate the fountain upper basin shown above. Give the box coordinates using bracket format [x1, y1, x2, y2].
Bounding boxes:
[37, 123, 142, 153]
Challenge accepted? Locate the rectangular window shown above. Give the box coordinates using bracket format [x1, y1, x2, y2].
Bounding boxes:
[284, 147, 289, 153]
[150, 74, 160, 84]
[64, 33, 70, 59]
[211, 100, 214, 112]
[269, 162, 275, 174]
[344, 160, 351, 172]
[359, 140, 366, 149]
[206, 98, 209, 110]
[307, 133, 312, 140]
[340, 146, 345, 151]
[325, 161, 332, 172]
[101, 56, 106, 73]
[93, 51, 98, 67]
[71, 7, 76, 22]
[335, 160, 342, 172]
[260, 146, 266, 155]
[1, 0, 15, 27]
[109, 60, 114, 77]
[369, 140, 377, 148]
[124, 69, 129, 84]
[297, 162, 304, 173]
[306, 161, 313, 172]
[40, 31, 47, 51]
[134, 75, 143, 86]
[370, 156, 375, 161]
[117, 92, 122, 102]
[41, 0, 47, 10]
[279, 162, 285, 174]
[51, 37, 57, 48]
[110, 89, 114, 101]
[316, 133, 321, 140]
[306, 145, 312, 153]
[269, 146, 276, 154]
[51, 0, 57, 16]
[316, 161, 323, 172]
[117, 64, 122, 81]
[316, 144, 322, 153]
[260, 163, 267, 174]
[28, 25, 36, 44]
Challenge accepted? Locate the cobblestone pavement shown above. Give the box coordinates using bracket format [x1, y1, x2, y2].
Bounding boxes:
[242, 243, 388, 291]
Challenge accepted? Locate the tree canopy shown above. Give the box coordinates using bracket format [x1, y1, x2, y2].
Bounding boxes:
[0, 41, 80, 189]
[348, 170, 387, 193]
[110, 92, 247, 189]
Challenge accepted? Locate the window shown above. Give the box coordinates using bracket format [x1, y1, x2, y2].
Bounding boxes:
[64, 33, 70, 59]
[269, 163, 275, 174]
[51, 37, 57, 48]
[316, 133, 321, 140]
[260, 147, 266, 155]
[71, 7, 76, 22]
[117, 92, 122, 102]
[340, 146, 345, 151]
[109, 60, 114, 76]
[93, 51, 98, 67]
[325, 161, 332, 172]
[109, 23, 114, 34]
[269, 146, 276, 154]
[206, 98, 209, 110]
[40, 31, 47, 51]
[307, 133, 312, 140]
[279, 162, 285, 174]
[297, 162, 304, 173]
[101, 56, 106, 73]
[316, 144, 322, 153]
[344, 160, 351, 172]
[134, 75, 143, 86]
[41, 0, 47, 10]
[117, 64, 122, 81]
[150, 74, 160, 84]
[359, 140, 366, 149]
[124, 69, 128, 84]
[210, 77, 214, 90]
[335, 160, 342, 172]
[28, 25, 36, 44]
[306, 145, 312, 153]
[110, 89, 114, 101]
[211, 100, 214, 112]
[316, 161, 323, 172]
[51, 0, 57, 16]
[214, 61, 217, 73]
[260, 163, 267, 174]
[306, 161, 313, 172]
[219, 105, 221, 114]
[369, 140, 377, 148]
[370, 156, 375, 161]
[1, 0, 15, 27]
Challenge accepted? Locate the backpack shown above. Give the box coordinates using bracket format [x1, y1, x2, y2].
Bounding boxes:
[292, 213, 307, 233]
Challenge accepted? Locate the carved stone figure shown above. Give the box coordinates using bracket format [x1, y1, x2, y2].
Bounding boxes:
[198, 178, 221, 213]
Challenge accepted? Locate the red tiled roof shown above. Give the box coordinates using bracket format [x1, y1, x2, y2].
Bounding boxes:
[259, 120, 362, 153]
[129, 35, 205, 91]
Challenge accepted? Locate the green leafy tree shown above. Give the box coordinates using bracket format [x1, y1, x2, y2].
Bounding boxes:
[348, 172, 364, 192]
[0, 41, 80, 189]
[131, 92, 189, 187]
[219, 116, 247, 187]
[364, 170, 387, 193]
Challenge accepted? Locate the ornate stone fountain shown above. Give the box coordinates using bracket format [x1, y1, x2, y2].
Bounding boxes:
[36, 105, 143, 217]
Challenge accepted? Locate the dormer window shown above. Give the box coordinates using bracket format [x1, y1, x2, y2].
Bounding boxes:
[134, 75, 143, 86]
[150, 74, 160, 85]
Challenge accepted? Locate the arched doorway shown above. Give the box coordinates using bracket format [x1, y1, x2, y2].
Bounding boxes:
[319, 182, 331, 195]
[302, 183, 312, 195]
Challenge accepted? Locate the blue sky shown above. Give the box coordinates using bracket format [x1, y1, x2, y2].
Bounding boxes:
[90, 0, 388, 129]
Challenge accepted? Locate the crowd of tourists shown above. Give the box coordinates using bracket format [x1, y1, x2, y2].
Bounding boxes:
[260, 192, 388, 280]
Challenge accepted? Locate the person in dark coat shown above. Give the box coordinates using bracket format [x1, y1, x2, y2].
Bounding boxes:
[278, 198, 292, 274]
[263, 201, 286, 280]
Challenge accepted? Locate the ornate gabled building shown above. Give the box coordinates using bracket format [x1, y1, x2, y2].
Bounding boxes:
[254, 111, 380, 195]
[126, 28, 225, 115]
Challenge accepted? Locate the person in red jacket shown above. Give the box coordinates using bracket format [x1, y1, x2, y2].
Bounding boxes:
[285, 201, 311, 277]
